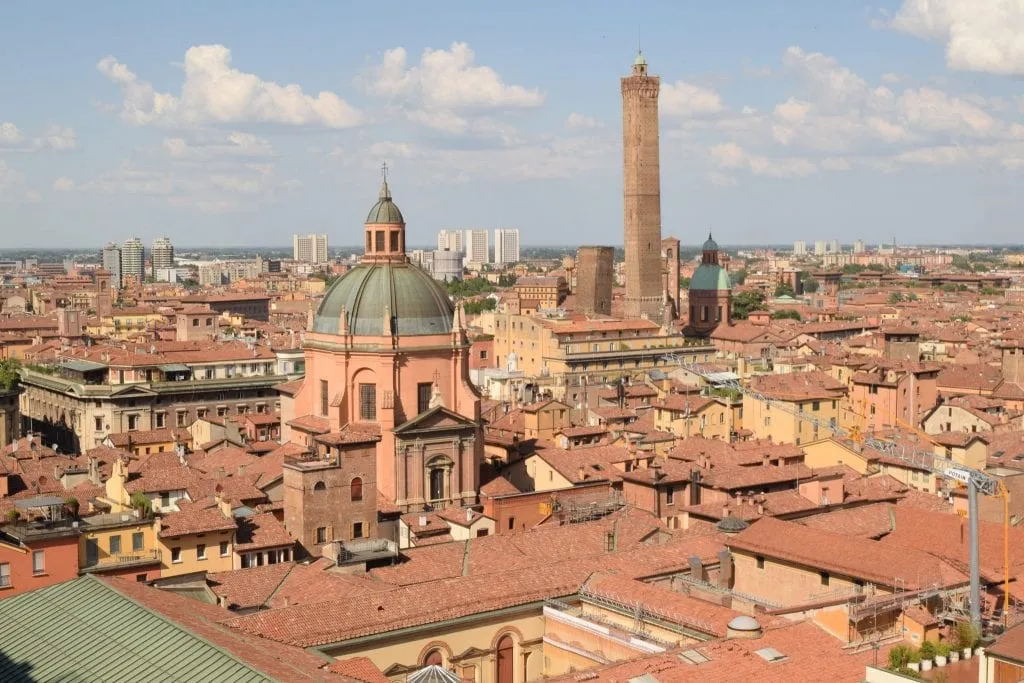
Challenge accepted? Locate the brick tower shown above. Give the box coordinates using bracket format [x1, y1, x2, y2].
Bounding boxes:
[622, 51, 663, 322]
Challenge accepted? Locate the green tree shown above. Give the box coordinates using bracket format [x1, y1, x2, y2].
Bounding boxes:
[463, 298, 497, 315]
[445, 277, 496, 298]
[774, 282, 795, 298]
[842, 264, 865, 274]
[0, 358, 21, 391]
[731, 291, 765, 320]
[952, 255, 971, 271]
[771, 309, 802, 321]
[731, 269, 747, 285]
[866, 263, 885, 271]
[888, 292, 904, 304]
[497, 274, 518, 287]
[800, 276, 819, 293]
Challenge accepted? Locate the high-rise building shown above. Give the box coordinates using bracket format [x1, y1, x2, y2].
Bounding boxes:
[151, 237, 174, 274]
[101, 243, 122, 290]
[793, 240, 807, 256]
[293, 233, 328, 264]
[437, 230, 464, 253]
[814, 240, 827, 256]
[829, 239, 840, 254]
[120, 237, 144, 283]
[576, 246, 614, 316]
[464, 230, 489, 265]
[622, 51, 663, 322]
[853, 239, 865, 254]
[493, 228, 520, 265]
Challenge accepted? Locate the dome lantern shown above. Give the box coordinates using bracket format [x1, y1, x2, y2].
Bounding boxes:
[363, 162, 407, 264]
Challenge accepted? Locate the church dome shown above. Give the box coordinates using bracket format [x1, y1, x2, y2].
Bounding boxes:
[365, 180, 404, 225]
[690, 264, 731, 291]
[703, 233, 719, 251]
[313, 262, 454, 336]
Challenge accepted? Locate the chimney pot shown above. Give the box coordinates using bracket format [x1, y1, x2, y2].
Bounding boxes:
[419, 515, 427, 527]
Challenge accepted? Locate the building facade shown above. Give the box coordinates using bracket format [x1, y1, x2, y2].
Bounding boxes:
[121, 237, 144, 284]
[621, 52, 663, 322]
[464, 229, 490, 265]
[688, 235, 732, 336]
[101, 243, 122, 290]
[292, 233, 328, 264]
[437, 229, 464, 253]
[575, 246, 614, 316]
[151, 237, 174, 274]
[493, 228, 520, 265]
[283, 175, 483, 515]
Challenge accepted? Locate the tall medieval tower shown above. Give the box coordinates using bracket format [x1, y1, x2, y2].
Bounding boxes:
[622, 51, 663, 322]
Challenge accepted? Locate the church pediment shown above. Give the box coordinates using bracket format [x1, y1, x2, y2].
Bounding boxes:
[394, 405, 477, 436]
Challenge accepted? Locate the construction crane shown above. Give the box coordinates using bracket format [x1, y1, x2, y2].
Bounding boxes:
[664, 353, 1011, 632]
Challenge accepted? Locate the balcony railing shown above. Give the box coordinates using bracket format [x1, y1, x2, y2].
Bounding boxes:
[81, 549, 162, 571]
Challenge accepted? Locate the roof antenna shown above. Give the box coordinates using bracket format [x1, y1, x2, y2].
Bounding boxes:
[637, 24, 642, 56]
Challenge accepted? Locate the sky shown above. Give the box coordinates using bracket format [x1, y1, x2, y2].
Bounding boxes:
[1, 0, 1023, 248]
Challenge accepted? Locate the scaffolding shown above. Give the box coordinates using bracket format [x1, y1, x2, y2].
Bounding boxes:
[562, 491, 626, 525]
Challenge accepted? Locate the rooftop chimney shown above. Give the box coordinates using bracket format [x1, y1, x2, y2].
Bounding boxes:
[466, 508, 473, 522]
[419, 515, 427, 527]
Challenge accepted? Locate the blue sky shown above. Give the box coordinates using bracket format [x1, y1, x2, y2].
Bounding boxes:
[1, 0, 1023, 248]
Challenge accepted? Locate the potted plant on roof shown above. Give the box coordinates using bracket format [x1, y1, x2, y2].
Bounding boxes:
[949, 644, 960, 663]
[919, 640, 936, 671]
[955, 621, 979, 659]
[130, 492, 151, 518]
[63, 496, 79, 520]
[907, 648, 922, 672]
[5, 509, 20, 525]
[935, 642, 950, 667]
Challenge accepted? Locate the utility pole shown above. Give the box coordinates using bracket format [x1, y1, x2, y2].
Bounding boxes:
[969, 481, 981, 631]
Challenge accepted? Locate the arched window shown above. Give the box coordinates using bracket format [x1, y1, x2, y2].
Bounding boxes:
[423, 649, 443, 667]
[350, 477, 363, 502]
[495, 636, 514, 683]
[313, 481, 326, 492]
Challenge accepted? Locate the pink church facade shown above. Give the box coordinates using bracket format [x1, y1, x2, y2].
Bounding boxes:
[280, 176, 482, 515]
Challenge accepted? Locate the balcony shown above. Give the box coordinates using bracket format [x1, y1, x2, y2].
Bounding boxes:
[80, 549, 162, 573]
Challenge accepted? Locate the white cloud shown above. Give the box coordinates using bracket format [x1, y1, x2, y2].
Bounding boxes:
[896, 145, 970, 164]
[362, 43, 543, 110]
[822, 157, 852, 171]
[97, 45, 364, 128]
[890, 0, 1024, 75]
[899, 87, 997, 136]
[881, 72, 903, 84]
[782, 46, 869, 105]
[38, 125, 77, 151]
[709, 142, 818, 179]
[53, 177, 75, 191]
[661, 81, 724, 118]
[163, 131, 274, 160]
[705, 171, 738, 187]
[0, 122, 77, 151]
[0, 122, 25, 146]
[566, 112, 603, 129]
[0, 160, 37, 204]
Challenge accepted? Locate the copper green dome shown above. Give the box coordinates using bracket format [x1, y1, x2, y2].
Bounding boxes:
[313, 262, 453, 336]
[365, 180, 404, 225]
[690, 264, 731, 291]
[703, 233, 718, 251]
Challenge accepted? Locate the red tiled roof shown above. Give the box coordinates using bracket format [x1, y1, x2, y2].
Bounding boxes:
[727, 517, 967, 589]
[158, 499, 236, 538]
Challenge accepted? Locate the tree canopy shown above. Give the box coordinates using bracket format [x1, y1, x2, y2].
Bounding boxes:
[0, 359, 21, 391]
[731, 291, 765, 320]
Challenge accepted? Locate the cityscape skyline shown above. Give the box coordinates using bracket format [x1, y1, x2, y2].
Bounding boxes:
[2, 1, 1024, 247]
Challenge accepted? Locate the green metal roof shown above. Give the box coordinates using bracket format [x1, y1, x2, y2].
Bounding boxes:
[0, 575, 273, 682]
[365, 180, 404, 225]
[62, 359, 107, 372]
[689, 264, 731, 291]
[313, 262, 454, 336]
[157, 363, 191, 373]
